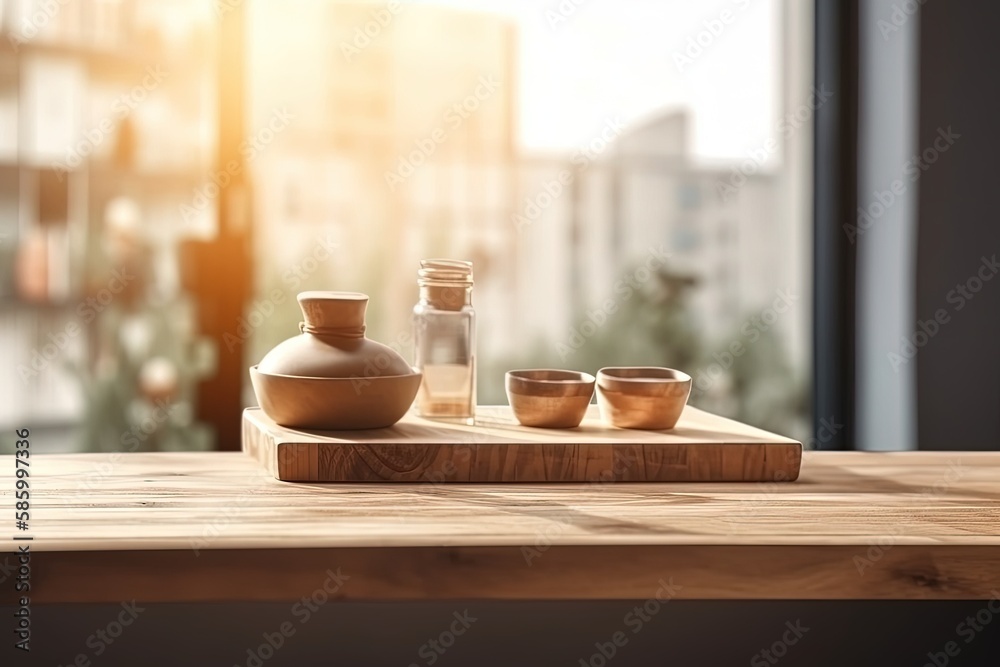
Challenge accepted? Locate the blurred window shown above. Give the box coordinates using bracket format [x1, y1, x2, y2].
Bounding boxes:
[247, 0, 813, 440]
[1, 0, 814, 450]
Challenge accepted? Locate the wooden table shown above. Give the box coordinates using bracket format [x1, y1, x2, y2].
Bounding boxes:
[2, 451, 999, 603]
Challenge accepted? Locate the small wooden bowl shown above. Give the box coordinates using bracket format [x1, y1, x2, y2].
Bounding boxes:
[596, 367, 692, 430]
[250, 366, 421, 430]
[505, 369, 596, 429]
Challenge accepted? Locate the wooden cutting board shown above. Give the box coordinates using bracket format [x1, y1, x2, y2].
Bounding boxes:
[242, 405, 802, 483]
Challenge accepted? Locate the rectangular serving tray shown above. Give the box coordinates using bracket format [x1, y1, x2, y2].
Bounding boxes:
[242, 405, 802, 483]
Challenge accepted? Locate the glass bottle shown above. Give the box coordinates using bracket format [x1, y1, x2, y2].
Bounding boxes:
[412, 259, 476, 423]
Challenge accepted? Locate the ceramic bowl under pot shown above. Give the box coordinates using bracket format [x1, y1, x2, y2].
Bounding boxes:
[250, 365, 422, 430]
[596, 367, 692, 430]
[505, 369, 596, 428]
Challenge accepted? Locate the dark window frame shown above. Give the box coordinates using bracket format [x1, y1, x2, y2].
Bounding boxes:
[812, 0, 859, 450]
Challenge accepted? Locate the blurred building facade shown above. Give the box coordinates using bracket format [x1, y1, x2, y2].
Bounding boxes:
[513, 112, 787, 358]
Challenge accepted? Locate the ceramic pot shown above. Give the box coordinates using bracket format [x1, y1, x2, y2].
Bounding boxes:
[251, 291, 421, 430]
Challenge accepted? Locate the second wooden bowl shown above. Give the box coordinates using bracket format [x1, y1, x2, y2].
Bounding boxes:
[596, 367, 692, 430]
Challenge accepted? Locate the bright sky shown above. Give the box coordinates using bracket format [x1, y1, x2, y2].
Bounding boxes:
[415, 0, 781, 161]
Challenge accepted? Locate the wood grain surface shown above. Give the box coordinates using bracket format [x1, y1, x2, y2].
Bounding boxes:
[1, 450, 999, 602]
[242, 405, 803, 482]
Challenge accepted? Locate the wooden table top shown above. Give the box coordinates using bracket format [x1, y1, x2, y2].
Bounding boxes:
[3, 451, 999, 602]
